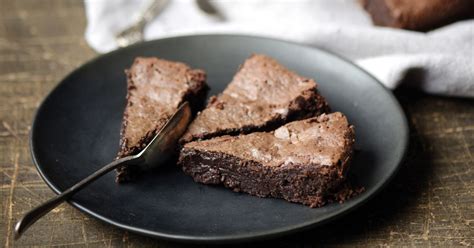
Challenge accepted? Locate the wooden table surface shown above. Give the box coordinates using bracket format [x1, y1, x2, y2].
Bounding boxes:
[1, 1, 473, 247]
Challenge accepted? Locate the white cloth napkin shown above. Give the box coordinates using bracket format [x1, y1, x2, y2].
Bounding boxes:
[85, 0, 474, 97]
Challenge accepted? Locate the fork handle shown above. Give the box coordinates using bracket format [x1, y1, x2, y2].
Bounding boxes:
[14, 155, 140, 240]
[141, 0, 168, 23]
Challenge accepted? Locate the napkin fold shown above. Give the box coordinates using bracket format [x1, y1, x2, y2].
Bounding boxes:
[85, 0, 474, 97]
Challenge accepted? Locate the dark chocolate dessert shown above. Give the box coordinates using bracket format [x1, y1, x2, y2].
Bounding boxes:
[360, 0, 474, 31]
[180, 54, 329, 143]
[178, 113, 355, 207]
[117, 57, 208, 182]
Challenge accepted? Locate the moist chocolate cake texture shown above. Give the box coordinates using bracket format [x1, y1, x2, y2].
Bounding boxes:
[180, 54, 329, 144]
[116, 57, 208, 182]
[178, 113, 355, 207]
[117, 54, 358, 207]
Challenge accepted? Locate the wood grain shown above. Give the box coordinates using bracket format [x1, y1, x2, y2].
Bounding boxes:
[0, 0, 473, 247]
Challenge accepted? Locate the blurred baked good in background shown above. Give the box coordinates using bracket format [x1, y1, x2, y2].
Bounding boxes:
[360, 0, 474, 31]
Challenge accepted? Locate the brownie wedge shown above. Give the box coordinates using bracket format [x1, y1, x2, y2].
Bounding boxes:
[180, 54, 329, 143]
[178, 112, 355, 207]
[116, 57, 208, 182]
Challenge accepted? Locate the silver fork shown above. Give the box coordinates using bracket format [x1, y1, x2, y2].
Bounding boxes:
[14, 102, 192, 239]
[115, 0, 169, 47]
[196, 0, 225, 21]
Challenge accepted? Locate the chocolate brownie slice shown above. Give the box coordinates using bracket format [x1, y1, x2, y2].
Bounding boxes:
[180, 54, 329, 143]
[117, 57, 208, 182]
[178, 112, 355, 207]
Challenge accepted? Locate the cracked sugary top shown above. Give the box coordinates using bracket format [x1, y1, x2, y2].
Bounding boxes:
[183, 113, 355, 172]
[181, 54, 328, 143]
[118, 57, 206, 157]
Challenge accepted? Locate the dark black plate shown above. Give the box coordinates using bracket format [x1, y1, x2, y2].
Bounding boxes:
[31, 34, 408, 244]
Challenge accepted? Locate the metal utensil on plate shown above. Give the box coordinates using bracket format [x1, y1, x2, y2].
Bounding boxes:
[14, 102, 192, 239]
[115, 0, 169, 47]
[196, 0, 225, 21]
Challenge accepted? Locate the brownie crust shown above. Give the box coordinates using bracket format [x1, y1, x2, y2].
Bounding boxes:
[117, 57, 208, 182]
[180, 54, 329, 144]
[178, 113, 355, 207]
